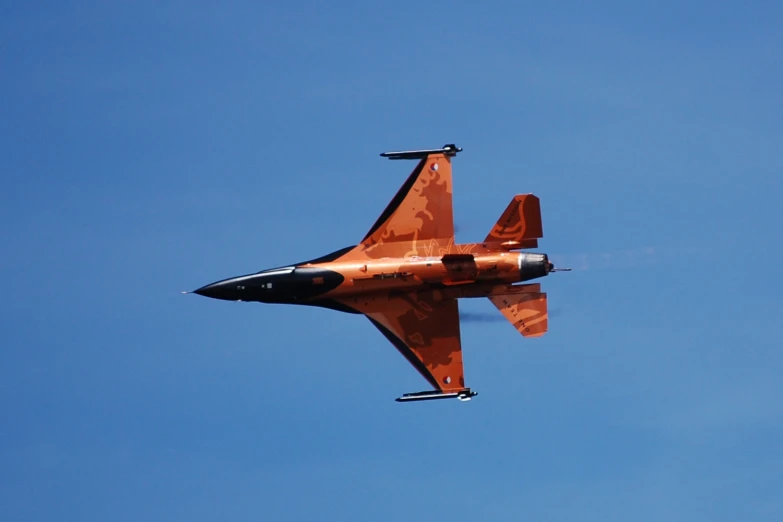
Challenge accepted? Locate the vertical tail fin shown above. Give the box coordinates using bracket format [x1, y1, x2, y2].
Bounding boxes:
[488, 290, 548, 338]
[484, 194, 543, 249]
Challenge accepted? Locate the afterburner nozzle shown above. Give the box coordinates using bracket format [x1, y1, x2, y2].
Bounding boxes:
[518, 253, 550, 281]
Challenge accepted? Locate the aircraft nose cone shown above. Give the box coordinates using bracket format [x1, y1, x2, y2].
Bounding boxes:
[194, 279, 240, 301]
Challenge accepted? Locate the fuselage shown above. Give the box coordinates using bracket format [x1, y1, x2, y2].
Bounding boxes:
[189, 144, 569, 402]
[194, 247, 553, 306]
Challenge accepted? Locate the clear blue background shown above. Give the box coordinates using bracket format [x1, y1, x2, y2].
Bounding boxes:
[2, 1, 782, 520]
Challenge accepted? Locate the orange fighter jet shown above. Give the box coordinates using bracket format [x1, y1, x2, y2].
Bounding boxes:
[191, 144, 569, 402]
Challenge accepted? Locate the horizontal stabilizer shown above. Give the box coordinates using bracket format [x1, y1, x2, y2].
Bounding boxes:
[488, 290, 548, 338]
[484, 194, 543, 248]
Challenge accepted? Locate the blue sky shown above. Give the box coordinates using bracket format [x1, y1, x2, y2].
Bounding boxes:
[2, 1, 782, 520]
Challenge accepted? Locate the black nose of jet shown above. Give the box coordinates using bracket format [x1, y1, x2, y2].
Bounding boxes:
[194, 279, 242, 301]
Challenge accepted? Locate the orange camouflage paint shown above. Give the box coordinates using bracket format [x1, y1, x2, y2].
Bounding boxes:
[484, 194, 542, 249]
[192, 144, 567, 402]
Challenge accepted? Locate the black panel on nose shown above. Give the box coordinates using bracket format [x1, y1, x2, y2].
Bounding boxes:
[194, 279, 245, 301]
[193, 266, 345, 303]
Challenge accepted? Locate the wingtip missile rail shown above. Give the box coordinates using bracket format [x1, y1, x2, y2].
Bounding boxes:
[381, 143, 462, 160]
[395, 388, 477, 403]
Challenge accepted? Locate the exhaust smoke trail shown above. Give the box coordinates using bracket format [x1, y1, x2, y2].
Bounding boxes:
[459, 312, 505, 323]
[549, 246, 658, 272]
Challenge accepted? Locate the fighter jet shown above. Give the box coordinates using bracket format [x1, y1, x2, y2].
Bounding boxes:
[190, 144, 569, 402]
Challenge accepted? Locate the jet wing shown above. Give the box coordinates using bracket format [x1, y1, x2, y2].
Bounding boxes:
[338, 291, 468, 396]
[343, 153, 456, 260]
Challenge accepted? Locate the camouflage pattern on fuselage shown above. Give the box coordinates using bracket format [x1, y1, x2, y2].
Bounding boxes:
[193, 144, 564, 401]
